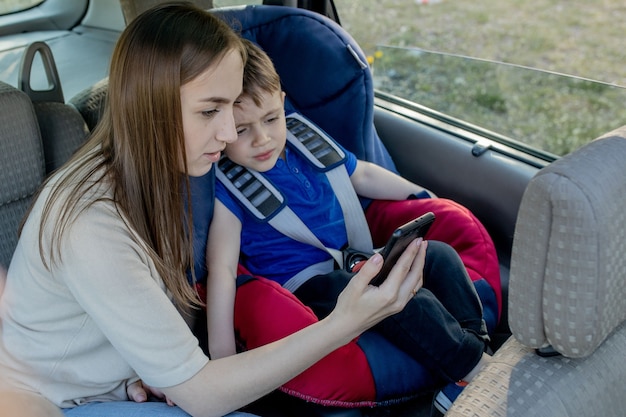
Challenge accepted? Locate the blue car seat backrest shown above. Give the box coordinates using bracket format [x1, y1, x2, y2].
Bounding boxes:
[213, 5, 396, 171]
[0, 81, 46, 268]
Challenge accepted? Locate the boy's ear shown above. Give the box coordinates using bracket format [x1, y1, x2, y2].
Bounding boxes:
[281, 91, 286, 105]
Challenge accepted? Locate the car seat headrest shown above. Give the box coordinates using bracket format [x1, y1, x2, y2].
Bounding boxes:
[18, 42, 89, 174]
[18, 41, 65, 104]
[508, 125, 626, 357]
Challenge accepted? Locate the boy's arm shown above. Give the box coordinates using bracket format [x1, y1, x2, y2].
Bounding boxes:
[350, 160, 436, 200]
[206, 200, 242, 359]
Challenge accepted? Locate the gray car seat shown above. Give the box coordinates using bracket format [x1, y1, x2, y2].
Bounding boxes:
[1, 41, 91, 269]
[19, 41, 89, 175]
[0, 81, 46, 268]
[447, 125, 626, 417]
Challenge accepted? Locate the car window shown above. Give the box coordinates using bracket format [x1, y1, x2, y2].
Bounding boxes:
[337, 0, 626, 158]
[213, 0, 262, 6]
[0, 0, 43, 15]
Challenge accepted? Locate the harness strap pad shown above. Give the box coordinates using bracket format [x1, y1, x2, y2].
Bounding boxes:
[285, 112, 346, 170]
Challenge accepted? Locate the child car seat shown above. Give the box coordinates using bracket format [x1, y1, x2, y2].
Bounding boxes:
[212, 4, 442, 408]
[210, 4, 502, 410]
[212, 6, 501, 327]
[214, 5, 397, 172]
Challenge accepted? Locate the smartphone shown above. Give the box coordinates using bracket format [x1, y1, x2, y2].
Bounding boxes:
[369, 211, 435, 286]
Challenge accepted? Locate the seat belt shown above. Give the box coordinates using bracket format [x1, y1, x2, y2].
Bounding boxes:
[284, 113, 373, 255]
[216, 113, 374, 288]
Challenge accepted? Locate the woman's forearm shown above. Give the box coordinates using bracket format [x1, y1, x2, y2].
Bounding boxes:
[169, 313, 357, 417]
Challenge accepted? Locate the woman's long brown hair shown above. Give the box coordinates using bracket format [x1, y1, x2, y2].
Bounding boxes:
[27, 2, 246, 307]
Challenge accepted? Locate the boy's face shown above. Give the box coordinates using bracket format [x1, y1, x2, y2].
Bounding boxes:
[227, 89, 287, 172]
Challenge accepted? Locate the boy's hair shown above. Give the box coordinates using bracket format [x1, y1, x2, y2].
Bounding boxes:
[241, 38, 282, 106]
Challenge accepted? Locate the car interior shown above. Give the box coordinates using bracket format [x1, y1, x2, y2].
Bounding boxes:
[0, 1, 625, 416]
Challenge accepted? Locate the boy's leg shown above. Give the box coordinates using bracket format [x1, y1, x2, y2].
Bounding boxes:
[291, 243, 487, 336]
[422, 241, 487, 334]
[289, 242, 487, 383]
[293, 270, 353, 320]
[373, 241, 488, 383]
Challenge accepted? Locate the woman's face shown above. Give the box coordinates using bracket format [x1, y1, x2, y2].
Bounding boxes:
[180, 49, 244, 177]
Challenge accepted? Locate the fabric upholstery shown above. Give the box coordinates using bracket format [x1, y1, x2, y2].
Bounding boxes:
[509, 126, 626, 357]
[232, 270, 438, 407]
[447, 325, 626, 417]
[33, 102, 89, 174]
[69, 77, 108, 132]
[0, 81, 45, 268]
[234, 274, 377, 407]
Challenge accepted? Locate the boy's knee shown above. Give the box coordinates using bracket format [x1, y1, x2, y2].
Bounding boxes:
[425, 240, 458, 262]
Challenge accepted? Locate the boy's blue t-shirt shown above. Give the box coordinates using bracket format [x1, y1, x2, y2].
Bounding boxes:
[216, 143, 358, 285]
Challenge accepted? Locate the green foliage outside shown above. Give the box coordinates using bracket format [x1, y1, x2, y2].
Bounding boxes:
[372, 46, 626, 156]
[338, 0, 626, 157]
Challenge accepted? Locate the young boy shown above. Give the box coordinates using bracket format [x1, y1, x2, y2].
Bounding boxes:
[206, 39, 492, 413]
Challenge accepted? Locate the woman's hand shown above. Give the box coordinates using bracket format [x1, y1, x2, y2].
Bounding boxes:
[127, 380, 176, 406]
[330, 238, 427, 338]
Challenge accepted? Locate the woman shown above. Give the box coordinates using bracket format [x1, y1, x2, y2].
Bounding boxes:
[0, 3, 425, 417]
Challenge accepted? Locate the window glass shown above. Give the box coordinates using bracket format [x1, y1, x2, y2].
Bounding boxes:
[0, 0, 43, 15]
[336, 0, 626, 157]
[213, 0, 262, 7]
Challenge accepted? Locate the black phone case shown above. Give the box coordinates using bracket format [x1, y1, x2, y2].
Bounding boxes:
[369, 211, 435, 286]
